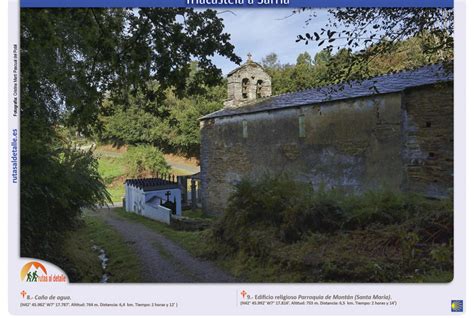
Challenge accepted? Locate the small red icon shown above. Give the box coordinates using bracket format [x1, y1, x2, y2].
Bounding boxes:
[240, 290, 247, 299]
[20, 290, 27, 298]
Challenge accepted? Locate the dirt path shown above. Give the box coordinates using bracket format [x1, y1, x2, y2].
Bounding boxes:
[167, 161, 200, 175]
[94, 209, 234, 283]
[163, 154, 200, 175]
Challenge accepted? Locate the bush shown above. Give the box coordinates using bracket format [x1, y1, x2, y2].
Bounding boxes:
[21, 142, 110, 260]
[208, 174, 453, 282]
[213, 175, 347, 246]
[213, 175, 317, 249]
[122, 145, 170, 178]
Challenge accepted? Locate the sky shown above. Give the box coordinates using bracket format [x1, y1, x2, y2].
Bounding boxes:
[209, 8, 331, 75]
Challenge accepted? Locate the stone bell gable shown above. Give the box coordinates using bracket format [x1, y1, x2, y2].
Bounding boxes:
[224, 53, 272, 108]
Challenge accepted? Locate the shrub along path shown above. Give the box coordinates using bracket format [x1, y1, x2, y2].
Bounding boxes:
[93, 208, 234, 283]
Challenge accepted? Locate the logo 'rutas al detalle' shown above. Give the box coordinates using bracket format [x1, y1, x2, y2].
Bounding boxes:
[20, 261, 66, 283]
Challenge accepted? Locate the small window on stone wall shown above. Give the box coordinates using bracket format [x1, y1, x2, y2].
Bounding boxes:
[242, 78, 249, 99]
[256, 80, 263, 98]
[242, 120, 248, 138]
[298, 115, 305, 138]
[426, 121, 432, 128]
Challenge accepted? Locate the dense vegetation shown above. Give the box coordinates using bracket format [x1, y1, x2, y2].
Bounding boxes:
[21, 141, 110, 260]
[20, 8, 239, 260]
[204, 175, 453, 282]
[122, 145, 170, 178]
[97, 79, 226, 158]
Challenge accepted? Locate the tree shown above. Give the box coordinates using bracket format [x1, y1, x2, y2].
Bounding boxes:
[122, 145, 170, 178]
[167, 84, 227, 157]
[296, 8, 453, 83]
[20, 8, 240, 259]
[261, 30, 446, 97]
[296, 52, 312, 66]
[99, 82, 226, 158]
[293, 52, 319, 89]
[313, 49, 331, 85]
[261, 52, 280, 69]
[261, 53, 297, 95]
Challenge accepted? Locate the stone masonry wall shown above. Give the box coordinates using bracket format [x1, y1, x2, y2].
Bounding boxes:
[200, 93, 404, 216]
[401, 83, 454, 197]
[225, 62, 272, 108]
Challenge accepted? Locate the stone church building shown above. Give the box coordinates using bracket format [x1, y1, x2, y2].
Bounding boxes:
[199, 55, 453, 216]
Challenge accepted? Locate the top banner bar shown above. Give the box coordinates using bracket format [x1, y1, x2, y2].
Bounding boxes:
[20, 0, 454, 8]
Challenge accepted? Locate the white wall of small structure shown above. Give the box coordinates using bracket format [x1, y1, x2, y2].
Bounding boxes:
[124, 184, 182, 224]
[142, 203, 172, 224]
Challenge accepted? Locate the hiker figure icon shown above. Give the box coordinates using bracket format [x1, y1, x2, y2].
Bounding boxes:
[26, 270, 39, 282]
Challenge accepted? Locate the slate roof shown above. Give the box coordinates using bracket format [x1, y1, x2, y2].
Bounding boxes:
[201, 64, 453, 120]
[125, 177, 180, 191]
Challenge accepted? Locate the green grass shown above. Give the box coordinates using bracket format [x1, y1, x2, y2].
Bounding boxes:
[98, 156, 126, 202]
[98, 156, 125, 182]
[182, 208, 216, 220]
[99, 157, 126, 183]
[402, 271, 453, 283]
[62, 221, 103, 282]
[62, 212, 142, 283]
[171, 168, 193, 176]
[107, 185, 125, 203]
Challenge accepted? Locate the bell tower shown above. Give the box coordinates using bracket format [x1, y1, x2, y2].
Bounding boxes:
[224, 53, 272, 108]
